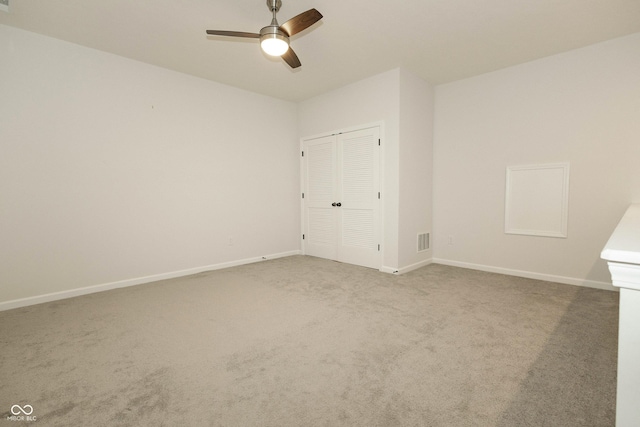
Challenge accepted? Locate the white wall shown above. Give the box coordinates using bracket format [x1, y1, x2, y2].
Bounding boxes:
[298, 69, 402, 269]
[398, 68, 434, 269]
[433, 33, 640, 288]
[0, 25, 300, 304]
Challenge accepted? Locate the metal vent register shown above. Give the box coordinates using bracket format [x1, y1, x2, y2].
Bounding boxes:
[417, 233, 430, 252]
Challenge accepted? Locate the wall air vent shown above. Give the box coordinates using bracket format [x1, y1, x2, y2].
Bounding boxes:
[417, 232, 430, 252]
[0, 0, 8, 12]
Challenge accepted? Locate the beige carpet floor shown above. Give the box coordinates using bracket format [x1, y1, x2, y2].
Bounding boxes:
[0, 256, 618, 426]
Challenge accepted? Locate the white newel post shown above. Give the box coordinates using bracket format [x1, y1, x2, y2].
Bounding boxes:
[601, 204, 640, 427]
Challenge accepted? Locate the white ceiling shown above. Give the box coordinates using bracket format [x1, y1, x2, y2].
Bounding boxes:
[2, 0, 640, 102]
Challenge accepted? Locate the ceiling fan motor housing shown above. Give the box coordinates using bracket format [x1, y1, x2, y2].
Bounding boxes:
[260, 26, 287, 40]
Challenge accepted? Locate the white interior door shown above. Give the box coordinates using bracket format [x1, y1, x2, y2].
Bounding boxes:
[303, 135, 338, 261]
[303, 127, 380, 269]
[337, 127, 380, 269]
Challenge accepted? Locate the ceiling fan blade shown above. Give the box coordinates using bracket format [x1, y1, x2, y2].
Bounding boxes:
[206, 30, 260, 39]
[279, 8, 323, 37]
[282, 47, 301, 69]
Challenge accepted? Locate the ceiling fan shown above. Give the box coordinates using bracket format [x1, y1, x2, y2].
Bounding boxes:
[206, 0, 323, 69]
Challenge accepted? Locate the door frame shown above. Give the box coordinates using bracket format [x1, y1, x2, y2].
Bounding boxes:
[300, 121, 385, 270]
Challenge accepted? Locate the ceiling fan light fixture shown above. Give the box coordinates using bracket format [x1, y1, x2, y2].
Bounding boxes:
[206, 2, 323, 69]
[260, 28, 289, 56]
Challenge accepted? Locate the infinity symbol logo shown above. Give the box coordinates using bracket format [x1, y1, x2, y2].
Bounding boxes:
[11, 405, 34, 415]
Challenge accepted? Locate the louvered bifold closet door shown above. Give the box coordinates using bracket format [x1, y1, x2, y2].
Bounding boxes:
[303, 135, 338, 261]
[337, 127, 380, 269]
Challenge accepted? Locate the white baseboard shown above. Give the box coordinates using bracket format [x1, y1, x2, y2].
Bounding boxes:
[432, 258, 617, 292]
[0, 250, 301, 312]
[381, 258, 433, 275]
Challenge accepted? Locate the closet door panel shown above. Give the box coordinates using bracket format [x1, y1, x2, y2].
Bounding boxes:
[342, 209, 375, 248]
[304, 136, 338, 260]
[337, 127, 380, 268]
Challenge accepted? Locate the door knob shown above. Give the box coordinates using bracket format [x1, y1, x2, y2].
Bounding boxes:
[336, 202, 342, 207]
[332, 202, 337, 206]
